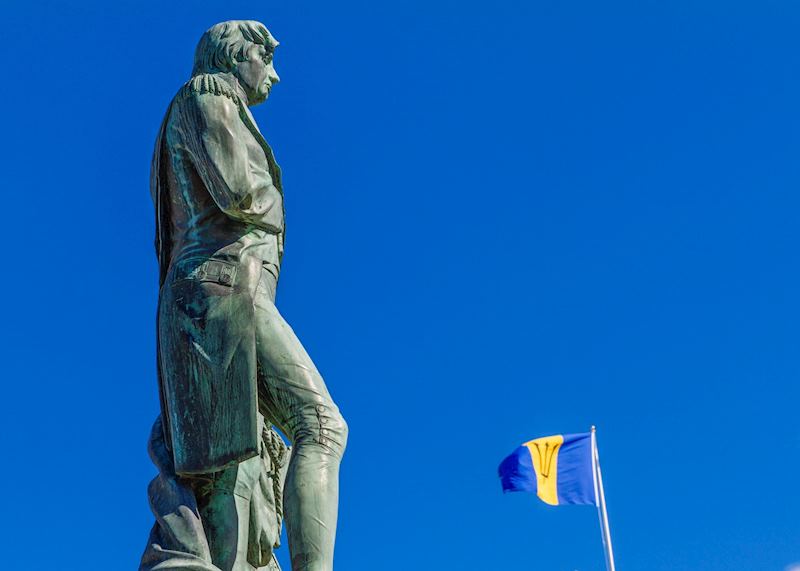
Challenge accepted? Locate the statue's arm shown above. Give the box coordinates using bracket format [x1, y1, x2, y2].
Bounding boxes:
[187, 92, 281, 229]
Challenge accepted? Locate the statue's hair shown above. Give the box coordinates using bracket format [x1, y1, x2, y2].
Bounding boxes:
[193, 20, 278, 75]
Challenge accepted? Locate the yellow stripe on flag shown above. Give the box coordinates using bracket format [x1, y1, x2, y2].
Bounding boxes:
[524, 434, 564, 505]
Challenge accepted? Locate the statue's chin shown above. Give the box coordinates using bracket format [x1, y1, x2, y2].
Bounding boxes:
[251, 86, 271, 106]
[249, 93, 268, 107]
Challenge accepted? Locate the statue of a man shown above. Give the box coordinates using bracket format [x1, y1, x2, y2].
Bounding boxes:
[145, 20, 348, 571]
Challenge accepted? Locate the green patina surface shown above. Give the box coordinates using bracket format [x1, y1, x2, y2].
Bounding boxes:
[141, 21, 347, 571]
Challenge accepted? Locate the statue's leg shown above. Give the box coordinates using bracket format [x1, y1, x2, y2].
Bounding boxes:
[253, 276, 348, 571]
[188, 456, 263, 571]
[187, 469, 239, 571]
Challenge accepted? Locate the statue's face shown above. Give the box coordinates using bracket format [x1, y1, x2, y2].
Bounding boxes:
[235, 42, 280, 106]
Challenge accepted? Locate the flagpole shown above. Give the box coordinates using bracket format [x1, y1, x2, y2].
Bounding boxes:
[591, 426, 616, 571]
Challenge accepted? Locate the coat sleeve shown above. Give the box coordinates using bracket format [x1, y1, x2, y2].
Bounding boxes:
[183, 91, 282, 231]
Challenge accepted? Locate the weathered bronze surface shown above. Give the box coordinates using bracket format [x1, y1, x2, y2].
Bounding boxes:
[141, 21, 348, 571]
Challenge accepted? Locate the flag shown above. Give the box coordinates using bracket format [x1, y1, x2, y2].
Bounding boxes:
[498, 432, 597, 506]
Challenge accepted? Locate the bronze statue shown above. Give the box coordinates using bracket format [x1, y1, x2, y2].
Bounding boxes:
[141, 20, 348, 571]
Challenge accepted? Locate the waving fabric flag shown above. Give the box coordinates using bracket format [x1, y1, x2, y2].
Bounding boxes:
[498, 428, 616, 570]
[498, 432, 597, 506]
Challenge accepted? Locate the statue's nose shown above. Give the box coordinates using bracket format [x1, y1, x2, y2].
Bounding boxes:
[270, 68, 280, 85]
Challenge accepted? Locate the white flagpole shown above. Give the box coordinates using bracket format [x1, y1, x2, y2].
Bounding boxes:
[591, 426, 616, 571]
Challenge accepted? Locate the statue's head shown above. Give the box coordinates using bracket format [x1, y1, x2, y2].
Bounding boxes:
[193, 20, 280, 106]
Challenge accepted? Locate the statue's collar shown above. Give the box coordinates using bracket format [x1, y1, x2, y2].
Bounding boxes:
[184, 72, 253, 107]
[214, 73, 249, 105]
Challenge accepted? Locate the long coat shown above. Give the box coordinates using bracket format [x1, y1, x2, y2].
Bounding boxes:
[151, 73, 284, 475]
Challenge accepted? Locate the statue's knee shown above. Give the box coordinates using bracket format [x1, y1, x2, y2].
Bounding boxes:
[308, 402, 347, 458]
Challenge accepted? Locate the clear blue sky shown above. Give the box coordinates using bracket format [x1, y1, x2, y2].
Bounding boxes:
[2, 1, 798, 569]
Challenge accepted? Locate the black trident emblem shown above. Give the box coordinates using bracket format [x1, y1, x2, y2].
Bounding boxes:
[532, 441, 561, 479]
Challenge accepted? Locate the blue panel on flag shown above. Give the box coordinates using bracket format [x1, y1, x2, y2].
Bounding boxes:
[498, 445, 536, 493]
[555, 433, 596, 505]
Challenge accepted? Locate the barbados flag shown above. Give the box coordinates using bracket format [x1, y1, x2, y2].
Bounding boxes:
[498, 432, 597, 506]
